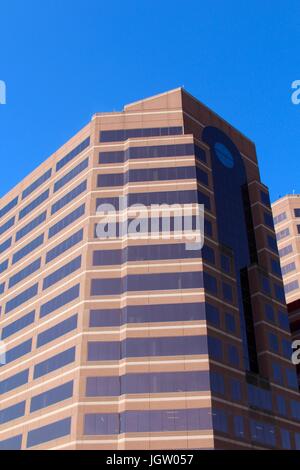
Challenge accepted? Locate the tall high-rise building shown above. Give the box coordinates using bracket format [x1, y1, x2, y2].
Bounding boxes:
[272, 194, 300, 386]
[0, 88, 300, 450]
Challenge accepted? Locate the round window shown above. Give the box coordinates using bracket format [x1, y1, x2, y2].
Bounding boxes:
[214, 142, 234, 168]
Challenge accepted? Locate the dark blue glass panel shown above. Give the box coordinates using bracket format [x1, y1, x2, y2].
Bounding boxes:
[45, 229, 83, 263]
[40, 285, 80, 318]
[4, 340, 32, 365]
[54, 158, 89, 192]
[5, 284, 38, 314]
[22, 169, 52, 200]
[26, 417, 71, 448]
[30, 381, 73, 412]
[0, 216, 15, 236]
[16, 212, 46, 241]
[48, 204, 85, 238]
[37, 315, 78, 347]
[0, 197, 18, 219]
[51, 180, 87, 215]
[0, 369, 29, 394]
[0, 237, 12, 254]
[42, 256, 81, 290]
[9, 258, 41, 288]
[99, 126, 183, 142]
[0, 401, 25, 424]
[89, 303, 205, 327]
[19, 189, 49, 220]
[56, 137, 90, 171]
[12, 234, 44, 264]
[1, 311, 35, 339]
[33, 347, 76, 379]
[0, 259, 8, 273]
[0, 435, 22, 450]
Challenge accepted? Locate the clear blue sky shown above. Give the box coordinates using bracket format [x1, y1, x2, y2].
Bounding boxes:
[0, 0, 299, 201]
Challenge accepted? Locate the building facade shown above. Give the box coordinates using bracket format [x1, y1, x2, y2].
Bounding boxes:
[0, 88, 300, 450]
[272, 195, 300, 387]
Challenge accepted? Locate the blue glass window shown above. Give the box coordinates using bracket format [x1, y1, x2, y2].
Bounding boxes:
[30, 381, 73, 412]
[225, 313, 236, 333]
[269, 332, 279, 353]
[0, 435, 22, 450]
[234, 415, 244, 438]
[5, 284, 38, 314]
[0, 216, 15, 236]
[46, 229, 83, 263]
[210, 371, 225, 395]
[33, 347, 76, 379]
[260, 190, 270, 207]
[274, 212, 286, 225]
[4, 340, 32, 365]
[212, 409, 228, 433]
[0, 237, 12, 254]
[0, 369, 29, 394]
[214, 143, 234, 168]
[19, 189, 49, 220]
[0, 401, 25, 424]
[205, 304, 220, 327]
[48, 204, 85, 238]
[9, 258, 41, 288]
[43, 256, 81, 290]
[51, 180, 87, 215]
[280, 429, 291, 449]
[100, 126, 183, 142]
[265, 304, 275, 323]
[22, 169, 52, 200]
[276, 395, 287, 416]
[54, 158, 89, 192]
[0, 197, 18, 219]
[16, 211, 46, 241]
[56, 137, 90, 171]
[27, 417, 71, 448]
[12, 234, 44, 264]
[207, 336, 222, 360]
[37, 315, 78, 348]
[0, 259, 8, 274]
[40, 284, 80, 318]
[1, 311, 35, 340]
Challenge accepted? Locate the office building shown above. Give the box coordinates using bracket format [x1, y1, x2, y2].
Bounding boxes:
[0, 88, 300, 449]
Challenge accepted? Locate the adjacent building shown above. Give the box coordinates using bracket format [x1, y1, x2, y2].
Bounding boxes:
[0, 88, 300, 450]
[272, 194, 300, 386]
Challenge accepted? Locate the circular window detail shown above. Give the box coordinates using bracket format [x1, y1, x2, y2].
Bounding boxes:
[214, 142, 234, 168]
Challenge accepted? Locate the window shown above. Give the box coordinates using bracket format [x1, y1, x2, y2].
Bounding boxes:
[48, 204, 85, 238]
[271, 259, 282, 277]
[42, 256, 81, 290]
[0, 369, 29, 394]
[30, 381, 73, 412]
[280, 429, 291, 449]
[54, 158, 88, 192]
[15, 211, 46, 241]
[231, 379, 242, 401]
[51, 180, 87, 215]
[3, 340, 32, 365]
[286, 369, 298, 390]
[281, 262, 296, 276]
[250, 420, 276, 447]
[291, 400, 300, 421]
[267, 235, 278, 252]
[278, 244, 293, 258]
[248, 384, 272, 411]
[19, 189, 49, 220]
[26, 417, 72, 448]
[203, 272, 217, 294]
[276, 227, 290, 241]
[0, 216, 15, 236]
[214, 142, 234, 168]
[196, 167, 209, 186]
[234, 416, 244, 438]
[56, 137, 90, 171]
[264, 212, 274, 229]
[272, 363, 284, 385]
[1, 311, 35, 339]
[265, 304, 275, 323]
[261, 275, 271, 295]
[274, 283, 285, 303]
[212, 409, 228, 433]
[207, 336, 222, 360]
[210, 371, 225, 395]
[274, 212, 286, 225]
[33, 347, 76, 379]
[260, 190, 270, 207]
[269, 332, 279, 353]
[297, 224, 300, 234]
[223, 282, 233, 302]
[282, 339, 292, 359]
[0, 196, 18, 219]
[22, 169, 52, 200]
[202, 245, 215, 264]
[285, 280, 299, 294]
[276, 395, 287, 416]
[46, 229, 83, 263]
[37, 315, 78, 348]
[0, 237, 12, 254]
[9, 258, 41, 288]
[40, 284, 80, 318]
[12, 234, 44, 264]
[0, 435, 22, 450]
[294, 208, 300, 217]
[0, 401, 25, 425]
[99, 126, 183, 142]
[225, 313, 236, 333]
[278, 311, 290, 331]
[5, 284, 38, 314]
[206, 304, 220, 327]
[228, 345, 239, 367]
[0, 259, 8, 274]
[221, 254, 231, 273]
[295, 433, 300, 450]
